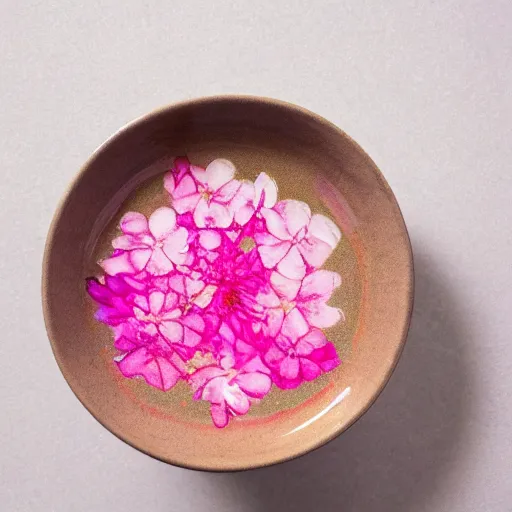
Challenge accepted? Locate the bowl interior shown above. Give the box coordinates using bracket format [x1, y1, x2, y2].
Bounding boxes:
[43, 97, 413, 471]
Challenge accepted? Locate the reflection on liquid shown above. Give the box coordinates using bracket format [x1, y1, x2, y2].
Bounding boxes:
[283, 386, 352, 436]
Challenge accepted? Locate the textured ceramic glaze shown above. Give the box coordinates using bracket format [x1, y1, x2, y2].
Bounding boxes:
[42, 96, 413, 470]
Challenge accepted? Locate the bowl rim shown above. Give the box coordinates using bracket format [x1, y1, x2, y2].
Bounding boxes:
[42, 94, 414, 472]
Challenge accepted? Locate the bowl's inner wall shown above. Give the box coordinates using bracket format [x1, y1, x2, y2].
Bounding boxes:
[44, 98, 412, 470]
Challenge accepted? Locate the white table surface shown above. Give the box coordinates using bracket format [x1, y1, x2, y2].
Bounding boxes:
[1, 1, 511, 510]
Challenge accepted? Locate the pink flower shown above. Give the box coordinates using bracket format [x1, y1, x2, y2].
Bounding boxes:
[267, 270, 344, 339]
[100, 207, 189, 276]
[255, 200, 341, 280]
[132, 289, 206, 358]
[86, 275, 146, 326]
[230, 172, 278, 225]
[113, 321, 187, 391]
[190, 356, 272, 428]
[165, 158, 241, 229]
[265, 329, 340, 389]
[87, 156, 345, 428]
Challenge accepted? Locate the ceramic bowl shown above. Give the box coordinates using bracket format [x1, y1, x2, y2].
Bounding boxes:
[42, 96, 413, 471]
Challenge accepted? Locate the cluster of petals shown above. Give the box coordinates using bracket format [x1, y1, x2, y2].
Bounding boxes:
[87, 157, 343, 428]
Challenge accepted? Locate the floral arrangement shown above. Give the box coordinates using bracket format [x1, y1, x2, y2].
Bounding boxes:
[86, 157, 344, 428]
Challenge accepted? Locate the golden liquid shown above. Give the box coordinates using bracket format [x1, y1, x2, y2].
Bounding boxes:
[86, 147, 362, 424]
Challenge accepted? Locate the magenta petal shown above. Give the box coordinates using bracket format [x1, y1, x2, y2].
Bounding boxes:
[129, 248, 152, 272]
[265, 307, 285, 337]
[96, 305, 128, 326]
[281, 307, 309, 341]
[194, 200, 233, 229]
[174, 157, 192, 174]
[242, 355, 271, 374]
[236, 372, 272, 398]
[105, 275, 142, 295]
[181, 313, 205, 333]
[185, 276, 205, 296]
[235, 341, 258, 362]
[234, 204, 255, 226]
[298, 237, 333, 268]
[148, 207, 177, 239]
[273, 374, 302, 390]
[174, 174, 197, 198]
[117, 347, 151, 377]
[300, 358, 321, 381]
[277, 200, 311, 237]
[202, 376, 227, 403]
[261, 208, 290, 240]
[258, 241, 291, 268]
[224, 385, 250, 415]
[270, 271, 301, 301]
[183, 326, 202, 347]
[162, 227, 189, 264]
[117, 348, 179, 391]
[168, 274, 186, 294]
[304, 303, 343, 329]
[299, 270, 341, 301]
[308, 214, 341, 248]
[149, 290, 165, 316]
[193, 285, 217, 308]
[296, 329, 327, 356]
[159, 321, 183, 344]
[254, 172, 277, 208]
[169, 351, 188, 375]
[145, 247, 173, 276]
[86, 278, 112, 305]
[254, 231, 281, 247]
[218, 322, 236, 344]
[215, 179, 241, 203]
[163, 292, 179, 312]
[210, 403, 229, 428]
[310, 342, 341, 372]
[232, 180, 254, 204]
[172, 192, 201, 214]
[277, 245, 306, 280]
[202, 159, 236, 190]
[280, 355, 300, 380]
[198, 230, 221, 250]
[157, 357, 182, 390]
[189, 365, 226, 392]
[120, 212, 148, 235]
[163, 172, 176, 195]
[112, 234, 148, 250]
[133, 294, 149, 313]
[114, 336, 138, 352]
[256, 287, 281, 308]
[100, 252, 135, 276]
[264, 344, 285, 367]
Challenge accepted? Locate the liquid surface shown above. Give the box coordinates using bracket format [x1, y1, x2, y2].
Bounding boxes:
[84, 148, 362, 426]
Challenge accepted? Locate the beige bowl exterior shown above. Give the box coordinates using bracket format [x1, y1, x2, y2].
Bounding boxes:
[42, 96, 413, 471]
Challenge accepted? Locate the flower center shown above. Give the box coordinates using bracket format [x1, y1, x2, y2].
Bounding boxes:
[287, 348, 297, 359]
[201, 189, 213, 203]
[281, 299, 296, 314]
[293, 226, 307, 242]
[144, 313, 160, 323]
[226, 368, 238, 381]
[222, 288, 240, 308]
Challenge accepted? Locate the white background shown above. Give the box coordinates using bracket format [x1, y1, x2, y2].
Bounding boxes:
[1, 1, 511, 510]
